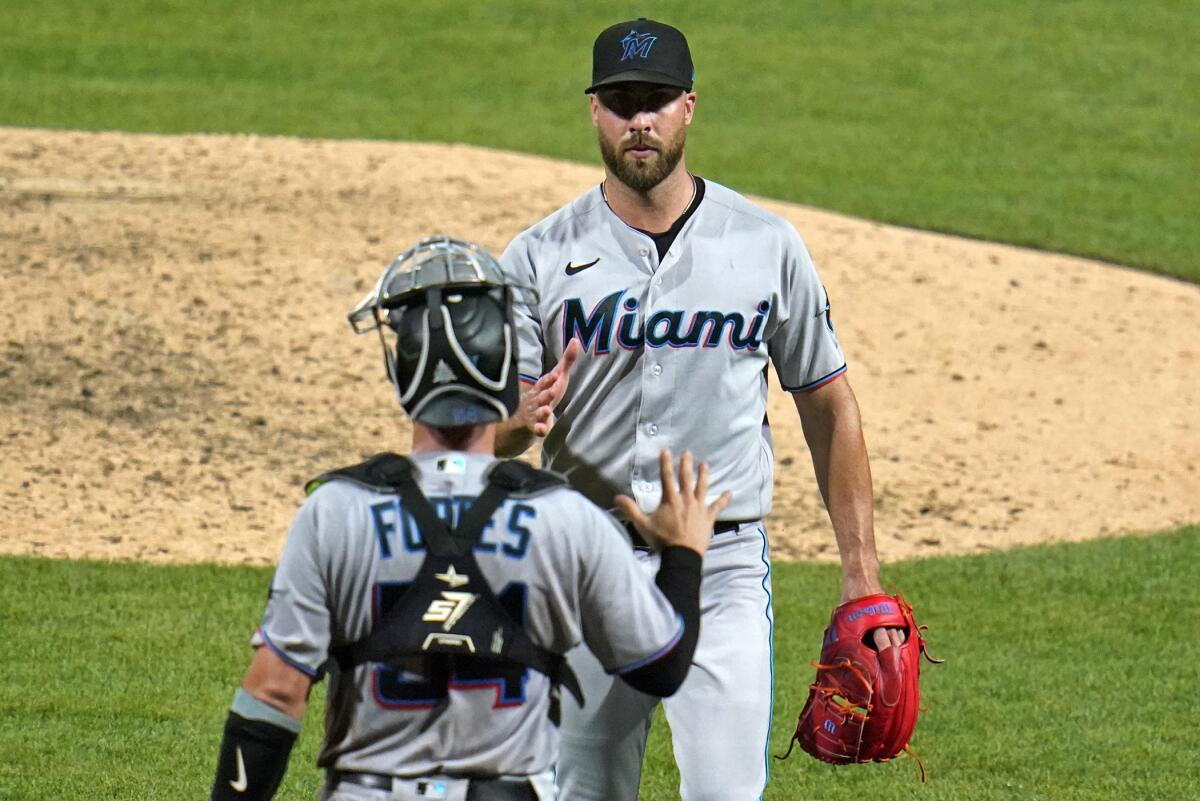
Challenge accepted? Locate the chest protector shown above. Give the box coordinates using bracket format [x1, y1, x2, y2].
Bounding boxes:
[307, 453, 583, 723]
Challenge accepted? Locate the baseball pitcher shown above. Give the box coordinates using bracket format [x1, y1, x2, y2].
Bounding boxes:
[495, 19, 906, 801]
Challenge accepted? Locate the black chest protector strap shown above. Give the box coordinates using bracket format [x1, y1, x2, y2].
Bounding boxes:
[319, 454, 582, 715]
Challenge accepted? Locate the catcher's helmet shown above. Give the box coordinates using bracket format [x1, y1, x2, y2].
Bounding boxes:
[348, 236, 523, 427]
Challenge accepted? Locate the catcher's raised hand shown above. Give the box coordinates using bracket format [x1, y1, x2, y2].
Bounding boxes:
[517, 338, 582, 437]
[615, 449, 732, 555]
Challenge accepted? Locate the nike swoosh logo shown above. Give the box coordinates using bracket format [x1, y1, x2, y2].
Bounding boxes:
[564, 258, 600, 276]
[230, 746, 248, 793]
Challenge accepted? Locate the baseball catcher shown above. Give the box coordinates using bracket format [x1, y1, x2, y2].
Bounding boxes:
[780, 593, 943, 779]
[208, 236, 729, 801]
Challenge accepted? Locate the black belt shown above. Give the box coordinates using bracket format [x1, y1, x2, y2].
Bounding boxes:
[333, 772, 536, 801]
[623, 519, 753, 550]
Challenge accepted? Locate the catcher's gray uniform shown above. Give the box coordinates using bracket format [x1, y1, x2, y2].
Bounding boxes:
[254, 450, 685, 799]
[501, 179, 846, 800]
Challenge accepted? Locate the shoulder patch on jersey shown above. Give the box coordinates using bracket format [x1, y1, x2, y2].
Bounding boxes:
[305, 452, 415, 496]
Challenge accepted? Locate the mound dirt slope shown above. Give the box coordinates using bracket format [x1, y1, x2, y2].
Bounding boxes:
[1, 128, 1197, 565]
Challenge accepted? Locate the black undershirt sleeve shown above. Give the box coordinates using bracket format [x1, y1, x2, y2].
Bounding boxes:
[211, 712, 297, 801]
[618, 546, 703, 697]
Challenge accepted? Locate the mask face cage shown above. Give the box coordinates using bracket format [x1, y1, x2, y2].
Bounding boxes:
[348, 236, 535, 426]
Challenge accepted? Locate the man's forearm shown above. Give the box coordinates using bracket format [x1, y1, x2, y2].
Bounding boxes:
[820, 417, 881, 599]
[494, 415, 536, 457]
[794, 380, 882, 600]
[212, 649, 309, 800]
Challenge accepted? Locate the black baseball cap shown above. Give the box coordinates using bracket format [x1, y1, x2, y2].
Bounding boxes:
[585, 18, 694, 94]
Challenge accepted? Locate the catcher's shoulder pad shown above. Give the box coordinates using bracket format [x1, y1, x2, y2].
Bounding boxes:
[304, 455, 567, 498]
[485, 459, 567, 499]
[305, 452, 414, 495]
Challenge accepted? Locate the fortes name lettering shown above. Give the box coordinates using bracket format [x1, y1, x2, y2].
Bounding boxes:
[563, 290, 770, 354]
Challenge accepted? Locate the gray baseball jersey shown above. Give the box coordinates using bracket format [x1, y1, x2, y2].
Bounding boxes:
[252, 451, 682, 778]
[500, 179, 846, 519]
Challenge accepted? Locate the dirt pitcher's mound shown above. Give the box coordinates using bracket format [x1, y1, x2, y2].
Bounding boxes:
[1, 128, 1197, 565]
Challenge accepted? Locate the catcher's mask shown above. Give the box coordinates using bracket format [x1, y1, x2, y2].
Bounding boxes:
[348, 236, 527, 427]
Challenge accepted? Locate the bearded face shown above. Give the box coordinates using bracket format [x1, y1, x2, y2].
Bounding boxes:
[597, 124, 687, 193]
[593, 85, 691, 193]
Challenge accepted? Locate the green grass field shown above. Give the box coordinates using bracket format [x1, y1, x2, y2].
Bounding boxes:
[1, 0, 1195, 280]
[2, 3, 1195, 798]
[1, 528, 1196, 800]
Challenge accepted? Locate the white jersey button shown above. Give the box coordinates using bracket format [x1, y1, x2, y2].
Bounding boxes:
[641, 481, 654, 492]
[651, 364, 663, 376]
[639, 247, 649, 257]
[647, 423, 659, 436]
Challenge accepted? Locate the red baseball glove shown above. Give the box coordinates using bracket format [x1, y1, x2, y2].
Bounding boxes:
[779, 593, 942, 779]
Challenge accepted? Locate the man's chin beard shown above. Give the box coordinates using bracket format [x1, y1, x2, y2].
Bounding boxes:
[600, 134, 686, 192]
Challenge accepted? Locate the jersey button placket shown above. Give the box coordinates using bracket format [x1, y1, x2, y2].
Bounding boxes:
[636, 256, 674, 507]
[633, 245, 656, 508]
[627, 239, 657, 509]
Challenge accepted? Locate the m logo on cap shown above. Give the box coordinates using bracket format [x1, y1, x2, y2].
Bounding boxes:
[620, 30, 656, 60]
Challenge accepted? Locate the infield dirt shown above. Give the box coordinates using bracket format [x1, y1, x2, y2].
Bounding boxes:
[2, 128, 1197, 564]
